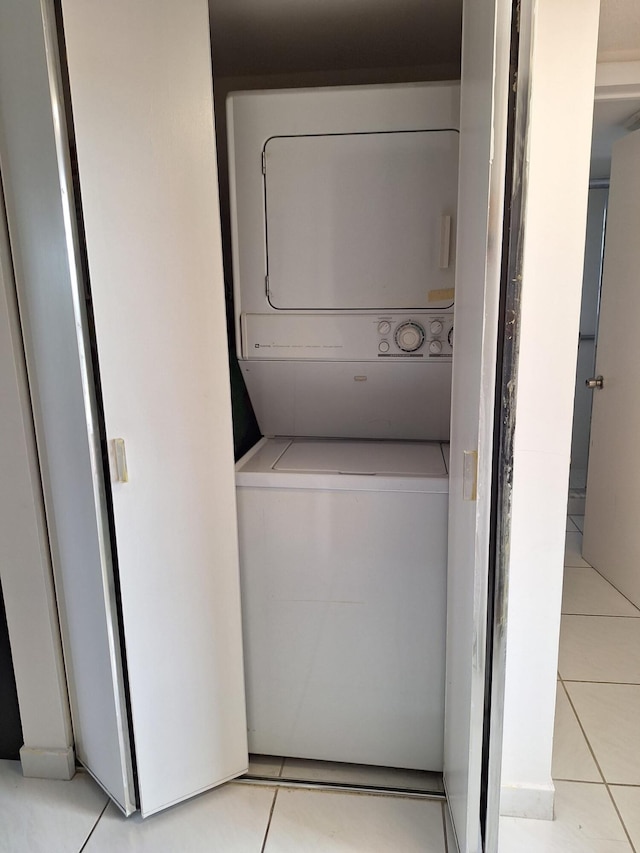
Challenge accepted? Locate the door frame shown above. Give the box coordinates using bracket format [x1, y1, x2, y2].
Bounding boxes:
[0, 2, 604, 844]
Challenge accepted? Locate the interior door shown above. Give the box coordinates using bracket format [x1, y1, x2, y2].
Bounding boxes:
[444, 0, 512, 850]
[583, 129, 640, 606]
[59, 0, 248, 817]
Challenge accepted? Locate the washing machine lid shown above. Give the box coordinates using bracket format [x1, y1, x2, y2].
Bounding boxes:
[236, 438, 449, 492]
[236, 438, 449, 491]
[274, 438, 447, 476]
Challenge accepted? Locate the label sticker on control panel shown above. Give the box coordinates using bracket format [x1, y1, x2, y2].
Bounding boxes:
[428, 287, 455, 303]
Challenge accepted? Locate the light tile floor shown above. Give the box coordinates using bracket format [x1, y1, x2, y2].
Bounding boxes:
[499, 515, 640, 852]
[0, 759, 449, 852]
[3, 514, 638, 852]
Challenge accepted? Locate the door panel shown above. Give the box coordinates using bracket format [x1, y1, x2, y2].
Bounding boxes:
[0, 0, 135, 813]
[60, 0, 248, 816]
[569, 189, 607, 491]
[444, 0, 511, 849]
[583, 130, 640, 606]
[265, 131, 459, 310]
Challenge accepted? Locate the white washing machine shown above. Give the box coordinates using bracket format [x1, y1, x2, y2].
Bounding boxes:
[236, 437, 449, 770]
[228, 82, 459, 771]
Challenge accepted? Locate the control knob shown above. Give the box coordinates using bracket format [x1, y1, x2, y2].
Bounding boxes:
[430, 320, 443, 335]
[429, 339, 443, 355]
[378, 320, 391, 335]
[395, 321, 425, 353]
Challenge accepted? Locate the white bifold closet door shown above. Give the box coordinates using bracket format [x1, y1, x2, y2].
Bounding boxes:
[443, 0, 511, 850]
[58, 0, 248, 817]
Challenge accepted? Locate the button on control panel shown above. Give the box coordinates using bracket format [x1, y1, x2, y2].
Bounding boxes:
[375, 314, 453, 360]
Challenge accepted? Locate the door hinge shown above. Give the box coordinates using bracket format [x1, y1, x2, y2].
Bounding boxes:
[261, 152, 266, 174]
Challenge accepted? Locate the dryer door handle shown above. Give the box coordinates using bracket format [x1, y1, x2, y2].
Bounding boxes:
[439, 214, 452, 269]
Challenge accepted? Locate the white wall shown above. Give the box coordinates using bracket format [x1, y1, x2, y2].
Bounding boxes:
[0, 190, 73, 778]
[499, 0, 601, 821]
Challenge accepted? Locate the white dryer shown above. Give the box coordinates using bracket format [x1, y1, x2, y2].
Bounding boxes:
[227, 82, 459, 772]
[227, 82, 459, 440]
[236, 437, 449, 770]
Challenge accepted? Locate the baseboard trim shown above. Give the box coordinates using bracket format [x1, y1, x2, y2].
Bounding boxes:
[500, 782, 555, 820]
[20, 745, 75, 780]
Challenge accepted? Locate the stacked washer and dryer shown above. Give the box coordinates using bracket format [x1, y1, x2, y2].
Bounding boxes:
[228, 82, 459, 773]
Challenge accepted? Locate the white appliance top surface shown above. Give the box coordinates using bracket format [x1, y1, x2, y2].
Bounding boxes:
[274, 438, 447, 476]
[236, 437, 449, 492]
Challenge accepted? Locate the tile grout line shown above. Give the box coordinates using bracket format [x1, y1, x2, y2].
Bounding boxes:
[559, 679, 607, 786]
[563, 615, 640, 620]
[562, 679, 640, 686]
[259, 787, 280, 853]
[562, 611, 640, 619]
[605, 786, 638, 853]
[586, 565, 640, 617]
[560, 674, 637, 851]
[77, 799, 110, 853]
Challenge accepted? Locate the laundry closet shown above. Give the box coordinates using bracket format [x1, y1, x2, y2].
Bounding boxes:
[0, 0, 512, 850]
[227, 81, 458, 772]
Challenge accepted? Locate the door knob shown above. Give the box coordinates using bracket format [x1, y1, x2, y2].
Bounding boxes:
[586, 375, 604, 389]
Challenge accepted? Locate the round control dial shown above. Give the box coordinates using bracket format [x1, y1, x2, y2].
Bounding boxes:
[429, 339, 443, 355]
[378, 320, 391, 335]
[395, 321, 425, 353]
[430, 320, 443, 335]
[378, 340, 390, 353]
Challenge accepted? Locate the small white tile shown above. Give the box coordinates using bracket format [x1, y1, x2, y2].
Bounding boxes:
[264, 788, 445, 852]
[552, 684, 601, 782]
[280, 758, 443, 792]
[561, 568, 640, 617]
[565, 683, 640, 785]
[565, 531, 591, 568]
[0, 760, 108, 853]
[498, 781, 631, 852]
[558, 616, 640, 683]
[84, 782, 275, 852]
[566, 516, 579, 532]
[571, 515, 584, 533]
[610, 786, 640, 850]
[248, 754, 283, 777]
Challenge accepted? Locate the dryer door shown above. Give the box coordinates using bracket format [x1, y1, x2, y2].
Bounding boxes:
[264, 130, 459, 311]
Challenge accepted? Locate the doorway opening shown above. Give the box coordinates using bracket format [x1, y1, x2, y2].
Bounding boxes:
[555, 63, 640, 838]
[207, 1, 463, 799]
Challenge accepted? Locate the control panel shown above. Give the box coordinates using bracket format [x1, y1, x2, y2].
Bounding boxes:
[242, 313, 454, 361]
[376, 316, 453, 359]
